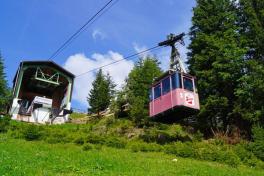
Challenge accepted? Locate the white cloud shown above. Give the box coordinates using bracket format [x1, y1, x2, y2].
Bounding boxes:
[156, 47, 170, 71]
[64, 51, 134, 106]
[133, 42, 149, 58]
[92, 29, 106, 40]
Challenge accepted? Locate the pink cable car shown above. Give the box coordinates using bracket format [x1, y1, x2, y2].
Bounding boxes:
[149, 33, 200, 118]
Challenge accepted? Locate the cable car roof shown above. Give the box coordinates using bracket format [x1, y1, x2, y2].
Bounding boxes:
[13, 60, 75, 83]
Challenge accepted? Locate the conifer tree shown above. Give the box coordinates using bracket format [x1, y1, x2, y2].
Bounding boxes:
[187, 0, 246, 133]
[238, 0, 264, 61]
[87, 69, 114, 115]
[0, 52, 10, 113]
[234, 0, 264, 126]
[126, 56, 162, 124]
[106, 72, 116, 100]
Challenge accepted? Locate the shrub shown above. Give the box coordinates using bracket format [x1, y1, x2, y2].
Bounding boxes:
[105, 137, 127, 149]
[23, 125, 42, 141]
[129, 97, 148, 126]
[86, 135, 127, 149]
[233, 144, 259, 167]
[82, 143, 93, 151]
[8, 130, 24, 139]
[140, 125, 192, 145]
[98, 115, 116, 127]
[192, 130, 204, 142]
[139, 128, 163, 143]
[193, 142, 240, 167]
[94, 144, 102, 150]
[130, 141, 163, 153]
[250, 126, 264, 161]
[0, 115, 11, 133]
[220, 150, 240, 167]
[45, 129, 70, 144]
[164, 141, 241, 167]
[74, 137, 85, 145]
[165, 142, 195, 158]
[86, 134, 106, 145]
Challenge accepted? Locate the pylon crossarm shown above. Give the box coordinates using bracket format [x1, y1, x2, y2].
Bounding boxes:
[34, 67, 60, 85]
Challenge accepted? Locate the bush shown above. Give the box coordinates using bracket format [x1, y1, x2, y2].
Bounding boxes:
[192, 130, 204, 142]
[165, 142, 195, 158]
[74, 137, 85, 145]
[164, 141, 241, 167]
[45, 129, 70, 144]
[82, 143, 93, 151]
[105, 137, 127, 149]
[130, 141, 163, 152]
[86, 134, 126, 149]
[250, 126, 264, 161]
[233, 144, 258, 166]
[0, 115, 11, 133]
[129, 97, 148, 126]
[94, 144, 102, 150]
[139, 125, 192, 144]
[193, 142, 240, 167]
[8, 129, 24, 139]
[23, 125, 42, 141]
[97, 115, 116, 127]
[220, 150, 240, 167]
[86, 134, 106, 145]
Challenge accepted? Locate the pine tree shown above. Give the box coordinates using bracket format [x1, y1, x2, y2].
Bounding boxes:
[234, 0, 264, 126]
[238, 0, 264, 61]
[0, 52, 10, 113]
[106, 72, 116, 100]
[234, 60, 264, 125]
[87, 69, 114, 115]
[187, 0, 246, 133]
[126, 56, 162, 124]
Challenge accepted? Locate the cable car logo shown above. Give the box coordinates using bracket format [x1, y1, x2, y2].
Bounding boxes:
[185, 93, 195, 106]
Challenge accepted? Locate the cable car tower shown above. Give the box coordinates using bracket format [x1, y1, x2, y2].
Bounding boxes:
[158, 33, 187, 73]
[149, 33, 200, 120]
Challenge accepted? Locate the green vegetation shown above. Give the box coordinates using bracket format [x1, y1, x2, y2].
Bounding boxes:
[0, 0, 263, 175]
[0, 134, 263, 176]
[234, 0, 264, 128]
[249, 126, 264, 161]
[112, 56, 162, 125]
[88, 69, 115, 115]
[1, 115, 263, 172]
[185, 0, 264, 136]
[0, 52, 11, 113]
[0, 115, 11, 132]
[238, 0, 264, 62]
[188, 0, 247, 134]
[70, 112, 87, 119]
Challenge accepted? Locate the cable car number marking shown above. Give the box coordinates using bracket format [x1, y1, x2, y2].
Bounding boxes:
[184, 93, 195, 106]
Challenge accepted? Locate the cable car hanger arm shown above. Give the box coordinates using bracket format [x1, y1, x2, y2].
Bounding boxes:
[158, 33, 187, 73]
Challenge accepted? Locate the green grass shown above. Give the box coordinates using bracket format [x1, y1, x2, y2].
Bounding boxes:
[0, 134, 263, 176]
[70, 112, 87, 119]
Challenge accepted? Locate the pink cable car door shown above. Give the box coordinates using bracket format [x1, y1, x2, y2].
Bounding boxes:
[153, 84, 162, 115]
[161, 76, 172, 112]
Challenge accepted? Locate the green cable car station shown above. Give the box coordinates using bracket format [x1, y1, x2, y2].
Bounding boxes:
[9, 61, 75, 124]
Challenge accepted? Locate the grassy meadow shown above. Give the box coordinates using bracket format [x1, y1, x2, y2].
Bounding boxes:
[0, 134, 263, 176]
[0, 114, 263, 175]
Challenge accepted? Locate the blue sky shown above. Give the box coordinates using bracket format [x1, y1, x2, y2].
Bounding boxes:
[0, 0, 196, 111]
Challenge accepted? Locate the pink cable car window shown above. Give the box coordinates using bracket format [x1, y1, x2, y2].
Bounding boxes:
[154, 84, 161, 99]
[183, 77, 194, 92]
[162, 77, 170, 95]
